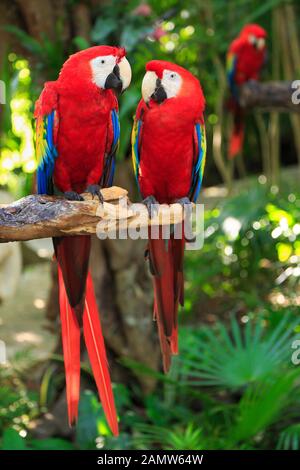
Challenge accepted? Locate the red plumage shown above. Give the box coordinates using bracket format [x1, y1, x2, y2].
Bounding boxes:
[58, 265, 81, 425]
[227, 24, 267, 158]
[83, 273, 118, 436]
[34, 46, 130, 435]
[134, 61, 206, 371]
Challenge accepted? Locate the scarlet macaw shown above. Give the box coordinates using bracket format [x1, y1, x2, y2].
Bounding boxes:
[131, 60, 206, 372]
[34, 46, 131, 435]
[227, 24, 267, 158]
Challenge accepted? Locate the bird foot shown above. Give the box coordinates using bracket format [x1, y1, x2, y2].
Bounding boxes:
[175, 197, 191, 207]
[85, 184, 104, 203]
[64, 191, 84, 201]
[142, 195, 159, 218]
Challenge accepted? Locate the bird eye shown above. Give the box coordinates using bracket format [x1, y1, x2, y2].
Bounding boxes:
[170, 73, 176, 79]
[100, 59, 105, 64]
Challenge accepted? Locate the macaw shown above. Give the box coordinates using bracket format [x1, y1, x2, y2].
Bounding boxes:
[227, 24, 267, 158]
[34, 46, 131, 435]
[131, 60, 206, 372]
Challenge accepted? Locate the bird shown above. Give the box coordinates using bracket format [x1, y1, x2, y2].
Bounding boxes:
[34, 46, 131, 435]
[227, 24, 267, 159]
[131, 60, 206, 372]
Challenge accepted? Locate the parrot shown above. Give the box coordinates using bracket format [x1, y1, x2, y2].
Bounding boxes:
[227, 24, 267, 159]
[34, 46, 131, 435]
[131, 60, 206, 372]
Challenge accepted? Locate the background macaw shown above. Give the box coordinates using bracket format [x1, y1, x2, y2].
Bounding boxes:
[131, 60, 206, 372]
[34, 46, 131, 435]
[227, 24, 267, 159]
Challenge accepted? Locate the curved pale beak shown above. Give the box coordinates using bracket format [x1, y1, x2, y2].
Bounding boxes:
[142, 71, 157, 103]
[105, 57, 132, 95]
[118, 56, 132, 92]
[142, 71, 167, 104]
[257, 38, 265, 50]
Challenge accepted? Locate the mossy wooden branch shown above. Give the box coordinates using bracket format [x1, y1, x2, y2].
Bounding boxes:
[0, 186, 187, 242]
[239, 81, 300, 113]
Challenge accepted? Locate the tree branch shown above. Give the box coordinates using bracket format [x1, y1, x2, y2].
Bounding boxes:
[0, 186, 187, 242]
[239, 81, 299, 113]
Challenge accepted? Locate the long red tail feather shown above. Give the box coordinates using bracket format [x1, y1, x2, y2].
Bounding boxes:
[83, 272, 119, 436]
[149, 226, 184, 372]
[58, 265, 81, 425]
[229, 106, 245, 159]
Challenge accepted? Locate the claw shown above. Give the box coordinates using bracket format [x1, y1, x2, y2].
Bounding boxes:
[143, 195, 159, 219]
[175, 197, 192, 222]
[64, 191, 84, 201]
[85, 184, 104, 203]
[174, 197, 191, 207]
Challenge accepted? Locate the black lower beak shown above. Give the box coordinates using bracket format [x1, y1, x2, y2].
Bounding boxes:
[151, 79, 167, 104]
[104, 65, 122, 95]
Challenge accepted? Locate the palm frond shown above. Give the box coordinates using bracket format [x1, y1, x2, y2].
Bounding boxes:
[179, 315, 299, 389]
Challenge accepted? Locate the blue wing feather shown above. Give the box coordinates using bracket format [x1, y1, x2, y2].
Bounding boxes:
[101, 109, 120, 188]
[36, 110, 57, 195]
[131, 116, 205, 202]
[227, 52, 238, 99]
[190, 122, 206, 202]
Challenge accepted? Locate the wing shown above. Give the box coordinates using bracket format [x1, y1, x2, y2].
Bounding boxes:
[189, 121, 206, 203]
[131, 114, 142, 193]
[36, 111, 58, 195]
[226, 51, 238, 98]
[101, 108, 120, 188]
[35, 82, 58, 195]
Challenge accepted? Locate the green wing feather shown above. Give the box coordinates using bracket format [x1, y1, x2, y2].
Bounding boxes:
[131, 115, 142, 191]
[36, 110, 57, 195]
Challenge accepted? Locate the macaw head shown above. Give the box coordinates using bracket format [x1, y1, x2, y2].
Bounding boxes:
[240, 24, 267, 50]
[141, 60, 205, 114]
[58, 46, 131, 95]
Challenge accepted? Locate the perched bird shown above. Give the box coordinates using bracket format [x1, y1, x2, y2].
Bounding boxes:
[227, 24, 267, 158]
[131, 60, 206, 372]
[34, 46, 131, 435]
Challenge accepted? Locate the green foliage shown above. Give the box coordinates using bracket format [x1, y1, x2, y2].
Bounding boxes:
[1, 428, 27, 450]
[134, 423, 207, 450]
[1, 301, 300, 450]
[228, 371, 299, 445]
[185, 181, 300, 314]
[0, 350, 39, 435]
[179, 315, 299, 389]
[4, 25, 66, 81]
[1, 428, 74, 450]
[277, 423, 300, 450]
[76, 390, 111, 449]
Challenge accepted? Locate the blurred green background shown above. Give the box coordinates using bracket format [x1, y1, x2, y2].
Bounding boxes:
[0, 0, 300, 451]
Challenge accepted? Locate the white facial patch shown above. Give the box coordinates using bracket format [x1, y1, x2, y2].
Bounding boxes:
[118, 57, 132, 90]
[248, 34, 256, 45]
[161, 70, 182, 99]
[90, 54, 117, 89]
[142, 71, 158, 103]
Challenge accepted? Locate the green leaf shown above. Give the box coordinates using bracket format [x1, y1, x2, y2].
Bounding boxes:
[179, 315, 299, 389]
[30, 438, 74, 450]
[76, 390, 110, 449]
[73, 36, 90, 51]
[120, 26, 152, 52]
[228, 370, 299, 445]
[91, 18, 116, 43]
[277, 423, 300, 450]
